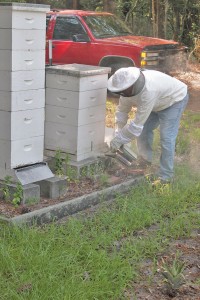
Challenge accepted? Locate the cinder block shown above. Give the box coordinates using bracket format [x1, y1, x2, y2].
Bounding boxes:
[0, 182, 40, 205]
[22, 184, 40, 204]
[38, 176, 67, 199]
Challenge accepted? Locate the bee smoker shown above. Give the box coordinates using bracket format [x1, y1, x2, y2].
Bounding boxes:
[115, 145, 137, 167]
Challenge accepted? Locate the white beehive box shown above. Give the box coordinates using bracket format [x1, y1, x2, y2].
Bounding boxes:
[0, 109, 44, 140]
[45, 64, 110, 161]
[45, 105, 106, 126]
[0, 70, 45, 92]
[46, 64, 109, 92]
[0, 3, 50, 174]
[0, 29, 45, 51]
[45, 121, 105, 162]
[0, 3, 48, 30]
[0, 50, 45, 71]
[46, 88, 107, 109]
[0, 89, 45, 112]
[0, 136, 44, 169]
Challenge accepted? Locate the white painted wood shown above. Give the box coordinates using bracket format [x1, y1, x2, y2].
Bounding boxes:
[46, 73, 108, 91]
[0, 10, 46, 30]
[0, 50, 45, 71]
[0, 109, 44, 140]
[0, 136, 44, 169]
[0, 89, 45, 111]
[0, 29, 45, 50]
[45, 105, 106, 126]
[0, 70, 45, 91]
[45, 121, 105, 160]
[46, 88, 107, 109]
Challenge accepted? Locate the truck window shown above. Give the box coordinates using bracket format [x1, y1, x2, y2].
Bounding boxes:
[83, 15, 132, 38]
[53, 16, 87, 40]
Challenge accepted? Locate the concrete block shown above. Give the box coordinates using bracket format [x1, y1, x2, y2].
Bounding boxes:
[22, 184, 40, 204]
[0, 182, 40, 205]
[38, 176, 67, 199]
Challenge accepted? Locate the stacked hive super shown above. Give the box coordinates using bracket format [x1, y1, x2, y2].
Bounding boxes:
[0, 3, 49, 179]
[45, 64, 110, 162]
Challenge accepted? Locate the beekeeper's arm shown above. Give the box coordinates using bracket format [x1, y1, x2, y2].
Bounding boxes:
[110, 94, 156, 151]
[115, 96, 133, 134]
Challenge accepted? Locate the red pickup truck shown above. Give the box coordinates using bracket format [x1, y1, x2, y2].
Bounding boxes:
[46, 10, 187, 74]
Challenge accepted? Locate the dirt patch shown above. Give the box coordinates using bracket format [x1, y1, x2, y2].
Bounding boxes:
[0, 161, 144, 219]
[126, 231, 200, 300]
[173, 63, 200, 112]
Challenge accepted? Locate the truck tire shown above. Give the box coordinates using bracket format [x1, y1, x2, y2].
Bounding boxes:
[99, 56, 135, 76]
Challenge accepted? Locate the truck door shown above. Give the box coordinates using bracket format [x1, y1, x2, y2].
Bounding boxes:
[47, 15, 91, 65]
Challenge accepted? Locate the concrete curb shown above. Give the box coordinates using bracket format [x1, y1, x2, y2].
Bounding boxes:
[0, 176, 144, 226]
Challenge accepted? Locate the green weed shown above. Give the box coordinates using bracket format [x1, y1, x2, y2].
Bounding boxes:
[0, 175, 12, 201]
[12, 182, 23, 207]
[0, 174, 199, 299]
[54, 150, 64, 176]
[161, 253, 185, 297]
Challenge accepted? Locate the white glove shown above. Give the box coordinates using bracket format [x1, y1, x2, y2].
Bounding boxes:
[115, 122, 126, 136]
[110, 136, 123, 152]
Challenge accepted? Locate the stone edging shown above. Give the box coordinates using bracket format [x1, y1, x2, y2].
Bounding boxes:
[0, 176, 144, 226]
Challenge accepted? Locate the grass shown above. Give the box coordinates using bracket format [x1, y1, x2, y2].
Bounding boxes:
[0, 165, 199, 299]
[0, 103, 200, 299]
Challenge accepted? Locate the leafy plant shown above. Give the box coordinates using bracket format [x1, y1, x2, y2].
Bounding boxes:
[161, 253, 185, 296]
[64, 153, 78, 182]
[176, 130, 190, 155]
[54, 150, 64, 176]
[0, 176, 12, 202]
[99, 173, 109, 187]
[12, 182, 23, 207]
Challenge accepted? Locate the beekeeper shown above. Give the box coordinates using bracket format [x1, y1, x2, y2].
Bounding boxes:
[108, 67, 189, 183]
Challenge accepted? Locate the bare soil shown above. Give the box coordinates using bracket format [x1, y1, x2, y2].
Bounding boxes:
[0, 161, 144, 218]
[126, 231, 200, 300]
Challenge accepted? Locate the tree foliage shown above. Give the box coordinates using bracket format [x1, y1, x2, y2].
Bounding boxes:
[0, 0, 199, 49]
[112, 0, 200, 48]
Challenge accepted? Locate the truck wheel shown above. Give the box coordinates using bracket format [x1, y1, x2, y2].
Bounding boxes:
[99, 56, 135, 76]
[109, 62, 134, 75]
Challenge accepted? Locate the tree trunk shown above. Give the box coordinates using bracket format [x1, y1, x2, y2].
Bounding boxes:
[152, 0, 158, 37]
[164, 0, 169, 38]
[172, 5, 180, 41]
[72, 0, 78, 9]
[103, 0, 115, 13]
[152, 0, 166, 38]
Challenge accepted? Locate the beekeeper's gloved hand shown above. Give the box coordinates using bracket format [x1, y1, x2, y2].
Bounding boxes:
[115, 122, 126, 136]
[110, 136, 123, 152]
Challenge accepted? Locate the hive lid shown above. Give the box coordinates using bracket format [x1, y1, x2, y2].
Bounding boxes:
[46, 63, 111, 77]
[15, 162, 54, 185]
